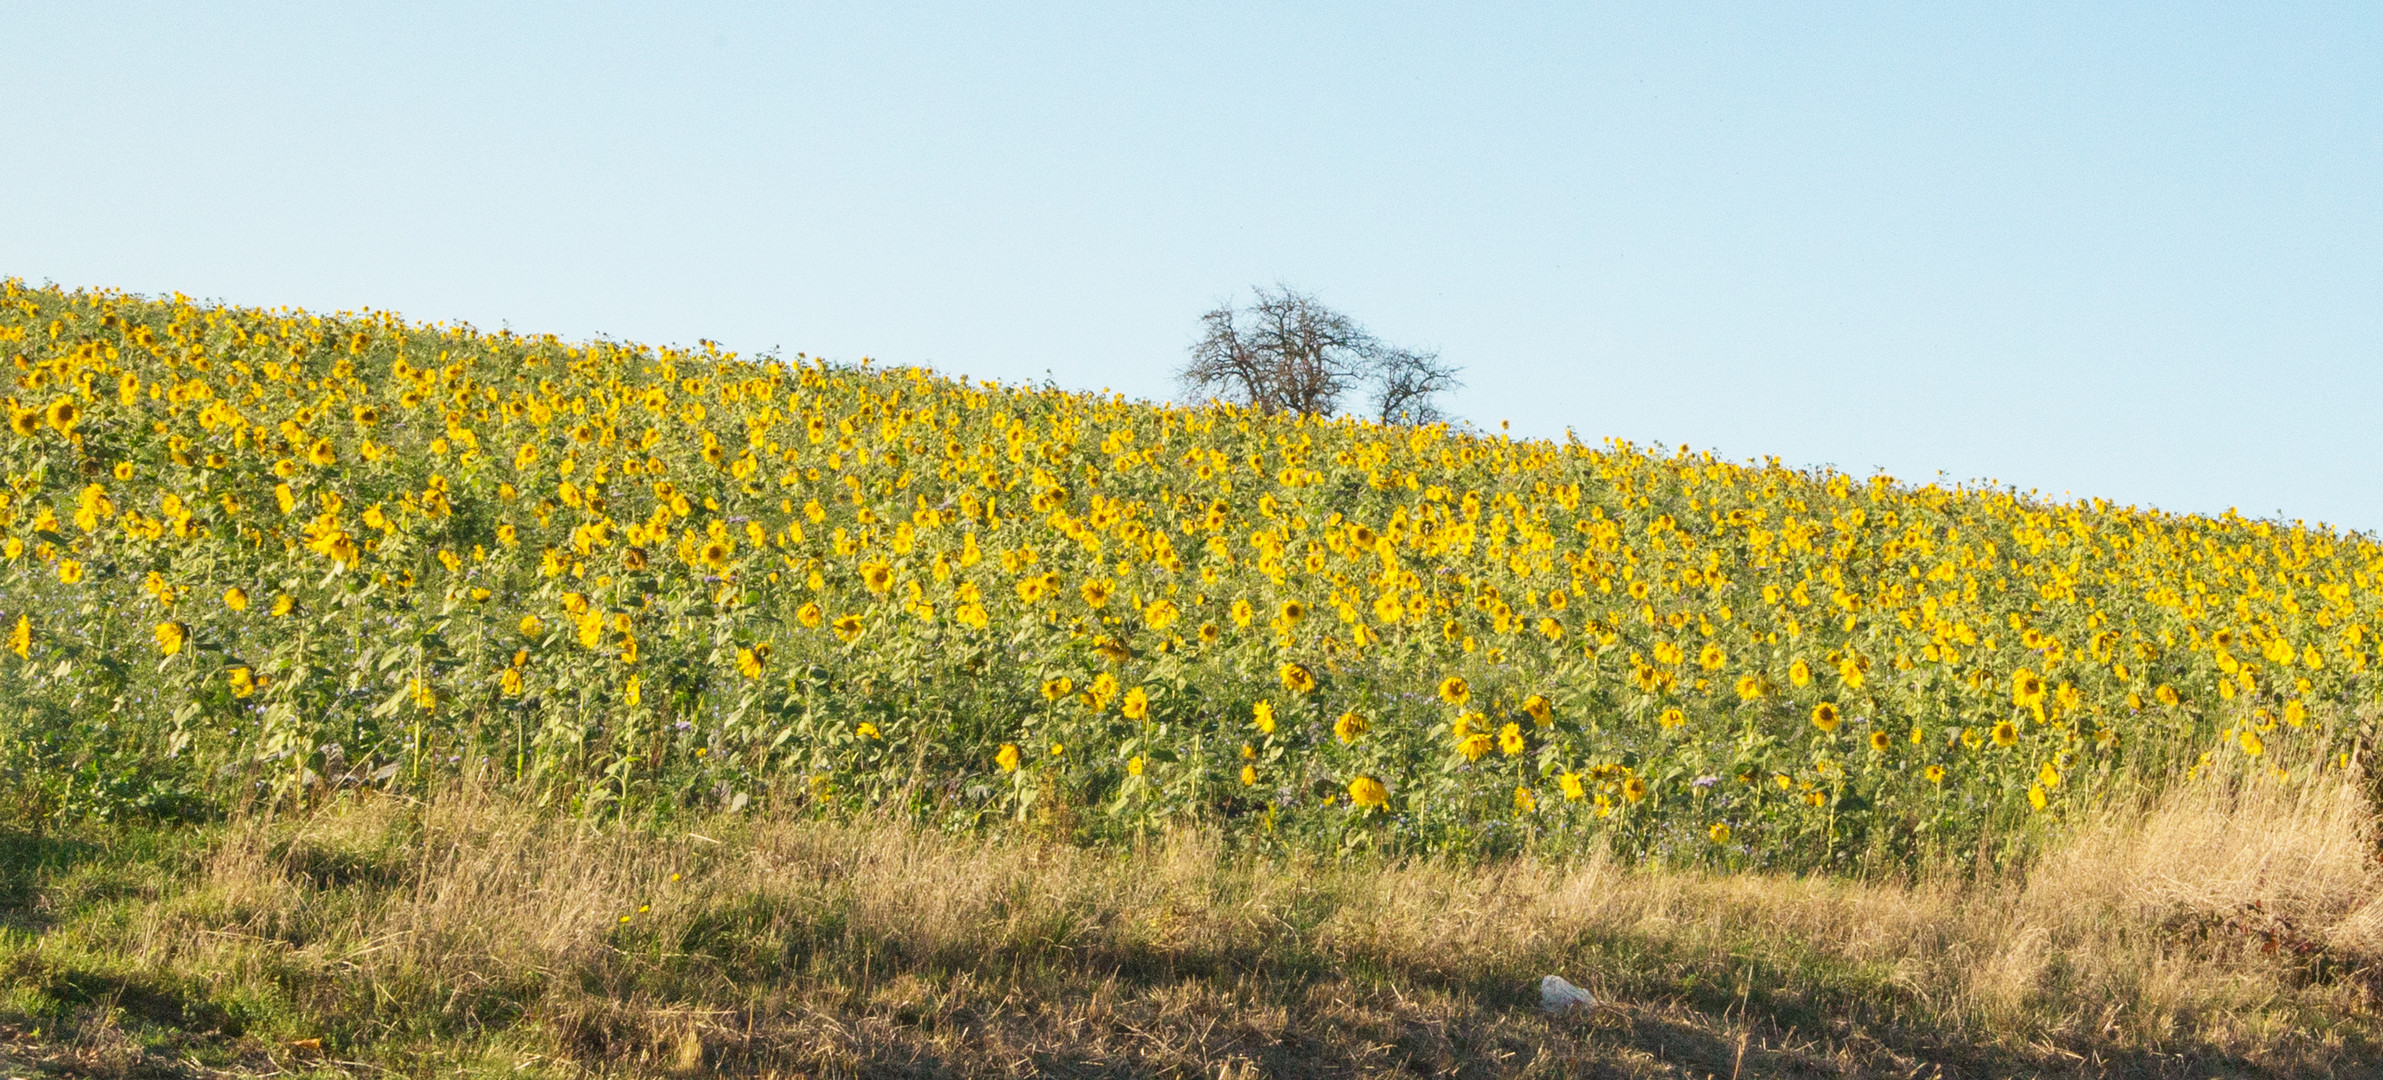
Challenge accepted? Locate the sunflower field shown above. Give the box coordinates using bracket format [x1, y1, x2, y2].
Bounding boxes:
[2, 281, 2376, 868]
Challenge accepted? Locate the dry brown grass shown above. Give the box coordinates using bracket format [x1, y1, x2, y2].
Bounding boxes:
[4, 757, 2381, 1078]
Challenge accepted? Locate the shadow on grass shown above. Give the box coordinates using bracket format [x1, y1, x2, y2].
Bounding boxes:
[0, 830, 106, 923]
[11, 962, 243, 1040]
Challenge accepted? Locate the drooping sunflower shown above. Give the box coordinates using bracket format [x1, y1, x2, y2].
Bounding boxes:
[1347, 775, 1389, 810]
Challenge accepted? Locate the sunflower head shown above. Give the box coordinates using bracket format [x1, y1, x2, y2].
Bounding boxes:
[1347, 775, 1389, 810]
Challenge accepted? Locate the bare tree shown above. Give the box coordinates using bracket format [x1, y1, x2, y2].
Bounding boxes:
[1369, 346, 1464, 426]
[1180, 286, 1460, 425]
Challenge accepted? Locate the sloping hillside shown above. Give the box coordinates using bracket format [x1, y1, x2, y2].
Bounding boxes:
[1, 281, 2374, 867]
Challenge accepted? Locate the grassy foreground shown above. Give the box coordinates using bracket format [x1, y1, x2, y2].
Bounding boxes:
[2, 754, 2379, 1079]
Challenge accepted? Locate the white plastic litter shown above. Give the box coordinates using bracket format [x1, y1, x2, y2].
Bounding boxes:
[1539, 974, 1597, 1014]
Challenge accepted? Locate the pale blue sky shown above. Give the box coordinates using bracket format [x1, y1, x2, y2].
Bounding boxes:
[4, 4, 2378, 529]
